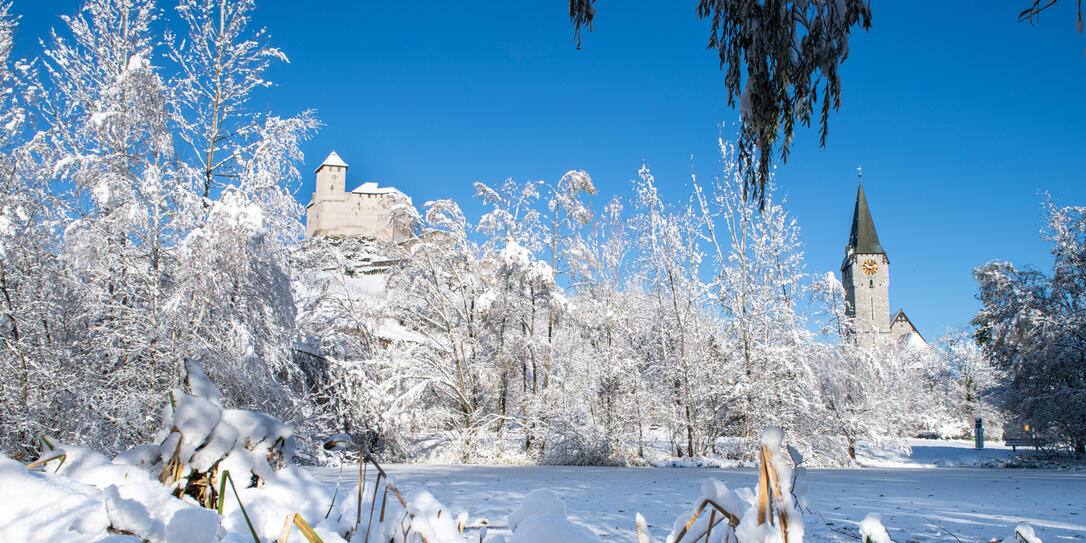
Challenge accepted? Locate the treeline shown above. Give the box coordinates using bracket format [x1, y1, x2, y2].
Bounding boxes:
[293, 151, 998, 466]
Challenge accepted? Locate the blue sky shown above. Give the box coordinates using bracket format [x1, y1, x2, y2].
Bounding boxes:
[14, 1, 1086, 339]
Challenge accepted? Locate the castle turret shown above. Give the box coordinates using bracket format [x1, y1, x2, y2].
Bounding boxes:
[313, 150, 349, 203]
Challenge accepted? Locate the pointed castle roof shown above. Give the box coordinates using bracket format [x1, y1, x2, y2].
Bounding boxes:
[847, 180, 884, 255]
[315, 150, 349, 172]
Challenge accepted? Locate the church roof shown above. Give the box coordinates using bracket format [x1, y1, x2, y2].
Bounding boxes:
[890, 309, 925, 344]
[316, 150, 349, 172]
[847, 181, 884, 255]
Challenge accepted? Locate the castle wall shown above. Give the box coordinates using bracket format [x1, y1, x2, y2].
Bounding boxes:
[306, 191, 411, 242]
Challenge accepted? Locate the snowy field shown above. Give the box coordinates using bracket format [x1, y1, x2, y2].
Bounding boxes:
[310, 441, 1086, 543]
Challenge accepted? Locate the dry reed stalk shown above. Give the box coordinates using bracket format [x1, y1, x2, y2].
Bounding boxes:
[216, 470, 260, 543]
[278, 513, 325, 543]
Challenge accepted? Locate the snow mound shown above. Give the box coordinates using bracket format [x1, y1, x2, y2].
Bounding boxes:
[1004, 525, 1043, 543]
[504, 489, 601, 543]
[860, 513, 893, 543]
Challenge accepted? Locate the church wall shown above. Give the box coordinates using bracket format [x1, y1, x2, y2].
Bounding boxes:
[889, 318, 917, 343]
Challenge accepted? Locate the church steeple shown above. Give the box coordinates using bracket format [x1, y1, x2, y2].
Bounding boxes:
[847, 176, 884, 255]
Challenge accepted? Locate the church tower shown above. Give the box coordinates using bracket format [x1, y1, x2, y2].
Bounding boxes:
[840, 175, 891, 347]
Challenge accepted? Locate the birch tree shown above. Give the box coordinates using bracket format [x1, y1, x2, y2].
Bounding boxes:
[0, 2, 66, 454]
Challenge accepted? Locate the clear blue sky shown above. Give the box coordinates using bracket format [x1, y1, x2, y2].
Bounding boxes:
[14, 1, 1086, 339]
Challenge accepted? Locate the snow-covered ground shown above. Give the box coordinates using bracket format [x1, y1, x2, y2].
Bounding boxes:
[309, 440, 1085, 543]
[857, 438, 1034, 468]
[310, 465, 1085, 542]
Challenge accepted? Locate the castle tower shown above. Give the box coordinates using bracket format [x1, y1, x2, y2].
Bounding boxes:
[313, 150, 348, 202]
[840, 175, 890, 347]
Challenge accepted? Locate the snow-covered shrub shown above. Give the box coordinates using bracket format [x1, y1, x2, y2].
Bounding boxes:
[540, 417, 619, 466]
[2, 357, 477, 543]
[137, 360, 296, 506]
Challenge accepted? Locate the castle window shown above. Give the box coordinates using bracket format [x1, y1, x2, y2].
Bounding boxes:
[869, 279, 873, 287]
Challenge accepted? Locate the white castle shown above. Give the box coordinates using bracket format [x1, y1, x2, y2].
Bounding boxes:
[840, 176, 923, 348]
[305, 151, 413, 242]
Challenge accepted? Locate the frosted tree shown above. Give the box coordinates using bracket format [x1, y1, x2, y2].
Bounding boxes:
[696, 141, 820, 455]
[166, 0, 317, 410]
[974, 202, 1086, 454]
[4, 0, 320, 453]
[0, 2, 65, 454]
[940, 329, 1002, 429]
[809, 274, 909, 461]
[389, 199, 496, 458]
[633, 166, 719, 456]
[290, 236, 422, 458]
[475, 180, 542, 437]
[539, 170, 595, 391]
[472, 173, 595, 457]
[41, 0, 183, 448]
[567, 197, 639, 451]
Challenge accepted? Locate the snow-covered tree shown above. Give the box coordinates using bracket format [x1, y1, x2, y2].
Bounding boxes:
[974, 202, 1086, 454]
[568, 197, 640, 452]
[0, 1, 66, 454]
[539, 170, 595, 391]
[633, 165, 719, 457]
[290, 235, 423, 458]
[940, 329, 1002, 431]
[0, 0, 319, 454]
[696, 141, 825, 458]
[165, 0, 317, 411]
[41, 0, 183, 449]
[388, 199, 496, 457]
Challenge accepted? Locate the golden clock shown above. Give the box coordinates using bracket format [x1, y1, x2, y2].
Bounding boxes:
[861, 259, 878, 275]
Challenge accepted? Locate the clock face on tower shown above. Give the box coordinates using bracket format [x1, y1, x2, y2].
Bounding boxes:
[861, 259, 879, 275]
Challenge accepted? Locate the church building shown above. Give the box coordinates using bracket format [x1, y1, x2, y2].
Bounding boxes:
[305, 151, 413, 242]
[840, 177, 924, 348]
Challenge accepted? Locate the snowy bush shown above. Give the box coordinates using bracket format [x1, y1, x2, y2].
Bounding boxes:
[1, 357, 474, 543]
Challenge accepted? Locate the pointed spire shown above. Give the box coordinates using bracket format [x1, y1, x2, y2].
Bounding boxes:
[848, 174, 884, 254]
[316, 150, 348, 172]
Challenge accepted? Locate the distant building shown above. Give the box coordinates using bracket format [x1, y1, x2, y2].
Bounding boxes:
[840, 176, 924, 348]
[305, 151, 412, 242]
